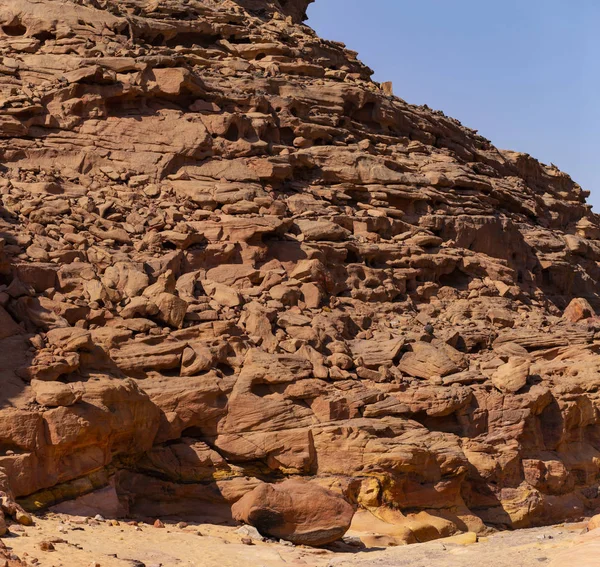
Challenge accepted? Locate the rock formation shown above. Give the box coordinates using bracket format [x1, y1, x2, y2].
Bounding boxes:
[0, 0, 599, 547]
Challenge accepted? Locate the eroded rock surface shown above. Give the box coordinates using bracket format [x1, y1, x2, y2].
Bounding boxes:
[232, 479, 354, 545]
[0, 0, 598, 548]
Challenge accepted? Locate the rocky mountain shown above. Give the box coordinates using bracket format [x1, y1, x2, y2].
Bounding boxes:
[0, 0, 599, 547]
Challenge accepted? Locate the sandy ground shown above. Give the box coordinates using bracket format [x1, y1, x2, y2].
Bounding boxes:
[1, 514, 591, 567]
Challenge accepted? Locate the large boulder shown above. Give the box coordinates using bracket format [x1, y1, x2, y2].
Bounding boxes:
[232, 480, 355, 546]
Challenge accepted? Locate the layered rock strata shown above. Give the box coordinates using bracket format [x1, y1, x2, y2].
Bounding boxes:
[0, 0, 599, 543]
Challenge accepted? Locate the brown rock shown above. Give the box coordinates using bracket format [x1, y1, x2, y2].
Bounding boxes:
[31, 380, 82, 407]
[398, 342, 467, 379]
[202, 281, 243, 307]
[232, 480, 354, 546]
[154, 293, 188, 328]
[563, 297, 595, 323]
[486, 308, 515, 328]
[39, 541, 55, 551]
[295, 219, 351, 242]
[0, 0, 597, 544]
[0, 306, 23, 339]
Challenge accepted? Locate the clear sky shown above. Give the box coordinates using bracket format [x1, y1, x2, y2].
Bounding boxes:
[307, 0, 600, 210]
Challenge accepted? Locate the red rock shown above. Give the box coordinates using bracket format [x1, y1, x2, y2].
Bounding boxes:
[232, 480, 355, 546]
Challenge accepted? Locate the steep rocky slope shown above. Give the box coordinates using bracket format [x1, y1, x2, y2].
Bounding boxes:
[0, 0, 599, 546]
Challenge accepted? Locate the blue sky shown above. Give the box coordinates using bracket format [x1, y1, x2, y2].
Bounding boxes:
[307, 0, 600, 210]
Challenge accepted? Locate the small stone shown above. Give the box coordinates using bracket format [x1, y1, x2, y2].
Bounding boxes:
[235, 525, 263, 541]
[444, 532, 478, 545]
[15, 510, 33, 526]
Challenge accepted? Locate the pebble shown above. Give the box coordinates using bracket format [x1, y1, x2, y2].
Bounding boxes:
[39, 541, 55, 551]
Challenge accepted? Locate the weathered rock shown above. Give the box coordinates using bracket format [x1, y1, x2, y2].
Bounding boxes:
[491, 357, 530, 393]
[563, 297, 595, 323]
[232, 480, 354, 546]
[0, 0, 597, 545]
[398, 342, 468, 379]
[31, 380, 83, 407]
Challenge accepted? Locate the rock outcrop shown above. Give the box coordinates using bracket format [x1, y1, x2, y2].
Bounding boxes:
[0, 0, 598, 547]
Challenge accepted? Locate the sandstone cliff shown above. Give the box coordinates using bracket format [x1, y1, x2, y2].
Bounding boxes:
[0, 0, 599, 543]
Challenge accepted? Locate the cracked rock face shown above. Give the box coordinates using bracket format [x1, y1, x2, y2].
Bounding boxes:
[0, 0, 599, 546]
